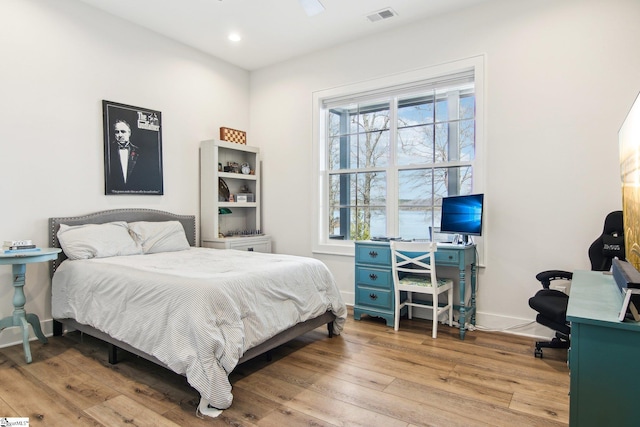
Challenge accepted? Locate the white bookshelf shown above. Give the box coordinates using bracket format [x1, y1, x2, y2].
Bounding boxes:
[200, 139, 271, 252]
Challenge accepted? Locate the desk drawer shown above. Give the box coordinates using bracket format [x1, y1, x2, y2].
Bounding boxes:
[355, 244, 391, 266]
[356, 287, 392, 311]
[435, 249, 459, 266]
[356, 267, 391, 289]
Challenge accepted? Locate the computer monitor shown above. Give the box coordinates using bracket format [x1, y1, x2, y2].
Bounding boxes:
[440, 194, 484, 244]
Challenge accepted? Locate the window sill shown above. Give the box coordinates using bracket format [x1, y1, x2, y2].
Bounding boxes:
[312, 241, 355, 257]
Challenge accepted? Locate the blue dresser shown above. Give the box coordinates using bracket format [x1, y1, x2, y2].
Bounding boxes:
[353, 240, 477, 339]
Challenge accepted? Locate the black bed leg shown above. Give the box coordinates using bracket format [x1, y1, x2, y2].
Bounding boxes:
[53, 320, 63, 337]
[108, 343, 119, 365]
[327, 321, 334, 338]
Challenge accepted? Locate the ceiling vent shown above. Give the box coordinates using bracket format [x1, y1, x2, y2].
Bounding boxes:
[366, 8, 397, 23]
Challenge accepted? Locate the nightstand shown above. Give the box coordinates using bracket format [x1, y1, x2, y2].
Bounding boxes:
[0, 248, 61, 363]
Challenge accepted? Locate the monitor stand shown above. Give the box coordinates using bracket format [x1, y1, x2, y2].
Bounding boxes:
[453, 234, 475, 245]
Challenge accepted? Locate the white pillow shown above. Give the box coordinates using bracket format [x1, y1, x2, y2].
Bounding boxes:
[57, 221, 142, 260]
[128, 221, 190, 254]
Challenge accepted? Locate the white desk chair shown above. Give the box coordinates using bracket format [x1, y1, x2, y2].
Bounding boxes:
[390, 241, 453, 338]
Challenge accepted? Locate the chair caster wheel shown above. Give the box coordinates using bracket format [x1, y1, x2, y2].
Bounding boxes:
[534, 348, 543, 358]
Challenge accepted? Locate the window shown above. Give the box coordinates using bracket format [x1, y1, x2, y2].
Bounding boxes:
[312, 57, 484, 255]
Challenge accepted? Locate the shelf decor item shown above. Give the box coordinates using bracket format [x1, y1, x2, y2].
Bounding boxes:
[218, 207, 232, 238]
[219, 178, 230, 201]
[220, 127, 247, 145]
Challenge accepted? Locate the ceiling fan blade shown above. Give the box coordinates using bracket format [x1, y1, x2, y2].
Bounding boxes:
[299, 0, 325, 17]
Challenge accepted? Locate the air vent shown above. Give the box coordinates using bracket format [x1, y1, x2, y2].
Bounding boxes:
[366, 8, 397, 23]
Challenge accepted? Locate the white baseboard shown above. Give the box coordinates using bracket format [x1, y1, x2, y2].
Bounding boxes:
[0, 308, 556, 350]
[342, 291, 354, 306]
[473, 311, 555, 339]
[346, 297, 555, 341]
[0, 318, 55, 349]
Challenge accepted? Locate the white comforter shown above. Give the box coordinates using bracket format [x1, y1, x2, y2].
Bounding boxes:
[52, 247, 346, 409]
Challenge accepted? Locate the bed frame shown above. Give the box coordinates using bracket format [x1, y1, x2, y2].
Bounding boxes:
[49, 208, 335, 367]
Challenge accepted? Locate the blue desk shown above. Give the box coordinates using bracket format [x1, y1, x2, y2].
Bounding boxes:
[567, 270, 640, 427]
[0, 248, 61, 363]
[354, 241, 477, 339]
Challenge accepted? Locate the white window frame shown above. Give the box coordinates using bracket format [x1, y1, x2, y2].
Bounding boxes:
[311, 55, 485, 257]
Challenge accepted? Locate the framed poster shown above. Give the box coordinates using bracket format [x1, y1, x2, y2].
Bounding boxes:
[103, 100, 164, 195]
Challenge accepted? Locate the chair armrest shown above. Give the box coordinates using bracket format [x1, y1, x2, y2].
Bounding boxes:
[535, 270, 573, 289]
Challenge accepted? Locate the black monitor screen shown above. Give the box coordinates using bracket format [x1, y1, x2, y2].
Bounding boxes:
[440, 194, 484, 236]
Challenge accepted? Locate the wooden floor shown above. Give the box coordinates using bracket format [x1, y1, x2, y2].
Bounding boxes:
[0, 310, 569, 426]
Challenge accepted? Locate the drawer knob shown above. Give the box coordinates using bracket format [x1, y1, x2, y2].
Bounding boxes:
[369, 273, 378, 281]
[368, 251, 378, 258]
[369, 293, 378, 300]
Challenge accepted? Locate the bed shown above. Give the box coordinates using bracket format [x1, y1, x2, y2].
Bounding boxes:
[48, 208, 346, 413]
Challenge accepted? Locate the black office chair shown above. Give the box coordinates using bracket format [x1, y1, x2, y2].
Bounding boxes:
[528, 210, 625, 358]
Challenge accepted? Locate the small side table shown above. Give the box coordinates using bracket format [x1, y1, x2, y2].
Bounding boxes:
[0, 248, 61, 363]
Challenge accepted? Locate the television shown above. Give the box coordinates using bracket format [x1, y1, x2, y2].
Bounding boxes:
[618, 92, 640, 320]
[620, 92, 640, 271]
[440, 194, 484, 245]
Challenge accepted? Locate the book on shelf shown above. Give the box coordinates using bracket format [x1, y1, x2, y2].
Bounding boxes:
[3, 240, 33, 247]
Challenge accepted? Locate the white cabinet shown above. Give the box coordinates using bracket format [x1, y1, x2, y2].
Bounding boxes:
[205, 235, 272, 252]
[200, 139, 271, 252]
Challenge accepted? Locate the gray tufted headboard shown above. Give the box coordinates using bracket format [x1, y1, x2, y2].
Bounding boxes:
[48, 208, 196, 277]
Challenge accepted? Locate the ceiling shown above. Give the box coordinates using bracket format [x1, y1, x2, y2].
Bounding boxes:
[77, 0, 492, 71]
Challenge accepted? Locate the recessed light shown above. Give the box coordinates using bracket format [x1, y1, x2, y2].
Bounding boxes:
[299, 0, 324, 17]
[228, 33, 241, 42]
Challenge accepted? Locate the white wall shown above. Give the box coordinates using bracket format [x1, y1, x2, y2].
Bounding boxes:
[250, 0, 640, 336]
[2, 0, 639, 349]
[0, 0, 249, 346]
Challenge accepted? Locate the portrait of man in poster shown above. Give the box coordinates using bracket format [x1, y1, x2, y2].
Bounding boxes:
[103, 100, 164, 195]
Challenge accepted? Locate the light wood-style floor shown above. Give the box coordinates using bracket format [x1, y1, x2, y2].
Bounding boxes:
[0, 309, 569, 426]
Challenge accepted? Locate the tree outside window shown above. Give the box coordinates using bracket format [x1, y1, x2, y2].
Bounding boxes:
[326, 83, 475, 241]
